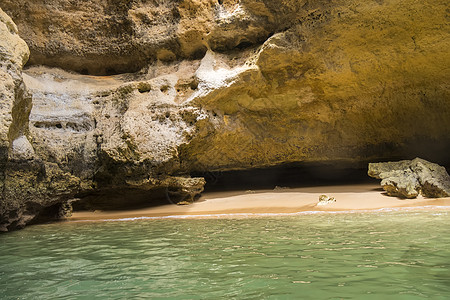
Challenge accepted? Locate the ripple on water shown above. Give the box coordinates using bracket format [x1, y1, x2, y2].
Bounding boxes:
[0, 210, 449, 299]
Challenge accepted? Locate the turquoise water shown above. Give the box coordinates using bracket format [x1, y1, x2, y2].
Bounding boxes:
[1, 210, 450, 299]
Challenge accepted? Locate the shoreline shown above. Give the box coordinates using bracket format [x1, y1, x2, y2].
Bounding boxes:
[68, 183, 450, 222]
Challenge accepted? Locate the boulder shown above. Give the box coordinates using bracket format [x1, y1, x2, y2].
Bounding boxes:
[163, 176, 206, 205]
[368, 158, 450, 198]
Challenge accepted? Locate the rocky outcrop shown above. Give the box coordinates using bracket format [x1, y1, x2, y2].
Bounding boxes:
[1, 0, 450, 230]
[0, 8, 33, 230]
[368, 158, 450, 199]
[1, 0, 309, 75]
[0, 10, 80, 228]
[0, 8, 30, 160]
[0, 8, 204, 231]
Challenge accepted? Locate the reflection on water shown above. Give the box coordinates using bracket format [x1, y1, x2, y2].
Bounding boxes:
[1, 210, 449, 299]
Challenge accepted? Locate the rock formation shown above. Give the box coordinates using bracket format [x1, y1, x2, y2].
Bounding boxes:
[0, 8, 30, 162]
[368, 158, 450, 199]
[1, 0, 450, 231]
[317, 195, 336, 206]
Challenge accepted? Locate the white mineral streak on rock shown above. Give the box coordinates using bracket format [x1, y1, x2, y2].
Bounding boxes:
[190, 50, 257, 100]
[216, 4, 246, 22]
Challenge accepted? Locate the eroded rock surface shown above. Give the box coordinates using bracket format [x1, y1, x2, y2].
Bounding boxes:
[1, 9, 93, 231]
[1, 0, 311, 75]
[0, 8, 30, 160]
[0, 10, 206, 231]
[368, 158, 450, 199]
[1, 0, 450, 230]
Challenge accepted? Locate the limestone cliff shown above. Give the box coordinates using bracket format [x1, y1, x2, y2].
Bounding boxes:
[0, 0, 449, 231]
[1, 0, 311, 75]
[0, 8, 30, 160]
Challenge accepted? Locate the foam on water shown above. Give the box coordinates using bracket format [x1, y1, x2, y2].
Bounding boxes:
[70, 205, 450, 223]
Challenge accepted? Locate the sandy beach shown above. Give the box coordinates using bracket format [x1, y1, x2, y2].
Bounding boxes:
[68, 183, 450, 221]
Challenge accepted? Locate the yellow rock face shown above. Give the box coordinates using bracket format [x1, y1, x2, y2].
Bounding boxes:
[179, 0, 450, 171]
[0, 9, 29, 67]
[1, 0, 290, 74]
[0, 8, 30, 158]
[4, 0, 449, 171]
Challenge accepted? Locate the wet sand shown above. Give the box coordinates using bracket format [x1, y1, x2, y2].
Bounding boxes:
[68, 183, 450, 221]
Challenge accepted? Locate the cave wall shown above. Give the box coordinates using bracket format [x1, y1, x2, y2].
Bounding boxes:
[1, 8, 82, 231]
[1, 0, 313, 75]
[0, 0, 449, 231]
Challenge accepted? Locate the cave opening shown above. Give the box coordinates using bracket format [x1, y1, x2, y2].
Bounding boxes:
[71, 163, 376, 212]
[72, 153, 450, 213]
[72, 187, 173, 212]
[193, 162, 376, 193]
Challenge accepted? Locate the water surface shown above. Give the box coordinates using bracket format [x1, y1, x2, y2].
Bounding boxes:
[1, 210, 449, 299]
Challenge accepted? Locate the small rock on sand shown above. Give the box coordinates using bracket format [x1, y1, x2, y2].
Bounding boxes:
[317, 194, 336, 206]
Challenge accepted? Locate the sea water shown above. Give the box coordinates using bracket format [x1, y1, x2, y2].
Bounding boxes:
[1, 210, 449, 299]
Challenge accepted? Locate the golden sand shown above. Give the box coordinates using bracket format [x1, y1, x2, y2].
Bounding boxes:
[68, 184, 450, 222]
